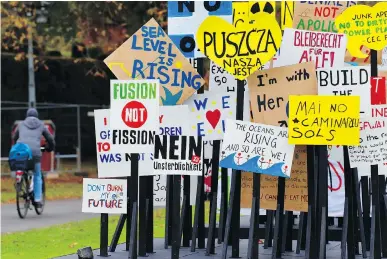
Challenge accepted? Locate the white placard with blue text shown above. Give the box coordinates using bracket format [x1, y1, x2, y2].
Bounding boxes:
[185, 90, 237, 141]
[82, 178, 127, 214]
[94, 109, 131, 177]
[168, 1, 232, 58]
[220, 119, 295, 178]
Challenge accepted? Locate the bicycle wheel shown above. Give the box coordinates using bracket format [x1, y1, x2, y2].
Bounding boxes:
[34, 173, 45, 215]
[16, 174, 30, 219]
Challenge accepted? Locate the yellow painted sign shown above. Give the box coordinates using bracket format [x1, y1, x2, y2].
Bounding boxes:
[196, 13, 282, 80]
[281, 1, 294, 30]
[233, 1, 276, 27]
[335, 2, 387, 58]
[288, 95, 360, 145]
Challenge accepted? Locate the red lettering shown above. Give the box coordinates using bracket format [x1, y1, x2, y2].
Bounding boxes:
[371, 77, 387, 105]
[97, 142, 110, 152]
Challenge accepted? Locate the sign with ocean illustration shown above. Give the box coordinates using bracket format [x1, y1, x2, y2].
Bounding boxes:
[219, 119, 295, 178]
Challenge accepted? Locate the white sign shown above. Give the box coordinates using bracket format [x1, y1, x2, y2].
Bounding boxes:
[153, 135, 203, 175]
[153, 175, 198, 206]
[185, 90, 237, 141]
[276, 28, 347, 69]
[168, 1, 233, 58]
[317, 66, 371, 116]
[94, 109, 131, 177]
[348, 118, 387, 168]
[110, 80, 159, 153]
[209, 61, 250, 122]
[220, 119, 295, 178]
[159, 105, 190, 136]
[82, 178, 127, 214]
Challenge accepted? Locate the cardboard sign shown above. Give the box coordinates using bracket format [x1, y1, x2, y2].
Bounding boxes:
[196, 13, 282, 80]
[293, 3, 347, 33]
[94, 109, 132, 177]
[344, 46, 382, 66]
[185, 90, 237, 141]
[276, 28, 347, 69]
[317, 66, 371, 116]
[82, 178, 127, 214]
[249, 62, 318, 128]
[168, 1, 232, 58]
[233, 1, 276, 27]
[110, 80, 159, 153]
[335, 2, 387, 58]
[288, 95, 360, 145]
[349, 117, 387, 168]
[258, 146, 308, 212]
[104, 18, 204, 105]
[220, 119, 294, 178]
[153, 135, 203, 175]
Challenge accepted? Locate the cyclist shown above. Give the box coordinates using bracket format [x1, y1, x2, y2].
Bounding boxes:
[13, 108, 55, 208]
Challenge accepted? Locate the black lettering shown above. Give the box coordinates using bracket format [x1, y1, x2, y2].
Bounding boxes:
[180, 36, 195, 53]
[169, 136, 179, 159]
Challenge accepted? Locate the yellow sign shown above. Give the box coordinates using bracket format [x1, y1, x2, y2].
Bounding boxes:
[281, 1, 294, 30]
[335, 2, 387, 58]
[196, 13, 282, 80]
[288, 95, 360, 145]
[233, 1, 276, 27]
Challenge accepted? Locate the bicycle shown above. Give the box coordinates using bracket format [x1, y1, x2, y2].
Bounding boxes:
[13, 147, 46, 219]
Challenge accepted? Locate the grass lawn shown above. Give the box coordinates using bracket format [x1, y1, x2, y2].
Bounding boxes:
[1, 204, 214, 259]
[1, 174, 85, 204]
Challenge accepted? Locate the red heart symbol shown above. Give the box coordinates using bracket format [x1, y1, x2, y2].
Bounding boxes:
[206, 109, 221, 129]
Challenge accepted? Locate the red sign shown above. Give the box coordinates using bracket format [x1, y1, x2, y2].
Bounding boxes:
[370, 76, 386, 105]
[121, 101, 148, 128]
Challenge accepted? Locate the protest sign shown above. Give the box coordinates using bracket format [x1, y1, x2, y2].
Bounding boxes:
[220, 119, 294, 178]
[293, 2, 346, 32]
[348, 118, 387, 168]
[327, 145, 345, 217]
[153, 175, 198, 206]
[209, 61, 250, 121]
[344, 46, 382, 66]
[281, 1, 294, 30]
[153, 135, 203, 175]
[110, 80, 159, 154]
[276, 28, 347, 69]
[258, 146, 308, 212]
[159, 105, 190, 136]
[335, 2, 387, 58]
[168, 1, 232, 58]
[233, 1, 276, 27]
[196, 12, 282, 80]
[288, 95, 360, 145]
[94, 109, 131, 177]
[104, 18, 204, 105]
[371, 74, 387, 105]
[82, 178, 127, 214]
[317, 66, 371, 116]
[185, 90, 237, 141]
[249, 62, 318, 128]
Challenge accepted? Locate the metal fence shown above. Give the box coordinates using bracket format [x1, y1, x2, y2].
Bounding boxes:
[1, 101, 106, 173]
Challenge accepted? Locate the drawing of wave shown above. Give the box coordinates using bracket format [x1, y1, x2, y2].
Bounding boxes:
[220, 152, 289, 178]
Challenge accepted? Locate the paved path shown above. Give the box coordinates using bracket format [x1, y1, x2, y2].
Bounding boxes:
[1, 199, 98, 234]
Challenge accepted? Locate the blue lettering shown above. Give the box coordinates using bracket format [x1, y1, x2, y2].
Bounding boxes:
[222, 96, 230, 109]
[222, 120, 226, 132]
[171, 68, 180, 86]
[197, 122, 205, 137]
[192, 74, 202, 90]
[131, 35, 142, 50]
[99, 153, 121, 163]
[147, 63, 157, 79]
[158, 65, 169, 84]
[132, 60, 145, 78]
[141, 26, 149, 37]
[167, 43, 177, 57]
[143, 37, 152, 51]
[193, 98, 208, 110]
[149, 26, 157, 38]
